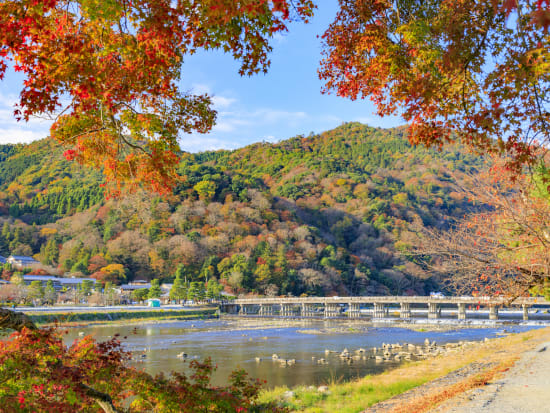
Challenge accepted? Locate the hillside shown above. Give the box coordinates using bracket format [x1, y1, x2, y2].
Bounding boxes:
[0, 123, 485, 296]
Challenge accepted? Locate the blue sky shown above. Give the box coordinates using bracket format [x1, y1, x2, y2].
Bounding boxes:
[0, 1, 402, 152]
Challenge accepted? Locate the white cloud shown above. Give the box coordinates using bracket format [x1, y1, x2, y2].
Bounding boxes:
[212, 95, 237, 108]
[0, 92, 51, 144]
[0, 128, 48, 144]
[179, 135, 241, 152]
[190, 83, 212, 95]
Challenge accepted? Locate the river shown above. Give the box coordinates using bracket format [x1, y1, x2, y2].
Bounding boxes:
[65, 318, 540, 389]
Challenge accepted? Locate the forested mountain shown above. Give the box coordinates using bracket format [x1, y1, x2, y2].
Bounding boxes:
[0, 123, 485, 296]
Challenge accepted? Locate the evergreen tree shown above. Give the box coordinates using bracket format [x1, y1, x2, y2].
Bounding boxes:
[206, 279, 222, 300]
[44, 280, 57, 305]
[148, 279, 162, 299]
[169, 274, 187, 303]
[80, 280, 94, 297]
[1, 222, 10, 242]
[103, 282, 117, 305]
[187, 281, 205, 302]
[28, 280, 44, 304]
[132, 288, 149, 303]
[41, 238, 59, 266]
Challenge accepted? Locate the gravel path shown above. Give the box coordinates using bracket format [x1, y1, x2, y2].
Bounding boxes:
[432, 342, 550, 413]
[361, 361, 499, 413]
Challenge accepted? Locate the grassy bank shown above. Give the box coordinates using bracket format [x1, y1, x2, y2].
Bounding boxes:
[27, 308, 218, 326]
[258, 327, 550, 413]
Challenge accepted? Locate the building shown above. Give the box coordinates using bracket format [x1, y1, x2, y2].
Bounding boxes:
[21, 275, 61, 289]
[58, 277, 97, 290]
[7, 255, 40, 268]
[119, 282, 152, 293]
[20, 274, 96, 291]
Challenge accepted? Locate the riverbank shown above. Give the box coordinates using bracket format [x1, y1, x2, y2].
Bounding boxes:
[257, 326, 550, 413]
[25, 307, 218, 327]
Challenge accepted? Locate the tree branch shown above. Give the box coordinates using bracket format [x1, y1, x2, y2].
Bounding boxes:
[0, 308, 37, 331]
[0, 309, 125, 413]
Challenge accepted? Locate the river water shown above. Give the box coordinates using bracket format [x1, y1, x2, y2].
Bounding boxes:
[65, 318, 539, 388]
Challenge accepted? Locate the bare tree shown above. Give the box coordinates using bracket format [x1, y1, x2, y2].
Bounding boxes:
[411, 163, 550, 300]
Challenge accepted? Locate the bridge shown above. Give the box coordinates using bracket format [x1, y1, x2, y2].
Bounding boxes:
[221, 296, 550, 321]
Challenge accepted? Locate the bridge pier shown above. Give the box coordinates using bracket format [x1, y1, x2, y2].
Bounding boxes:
[281, 304, 294, 317]
[301, 303, 315, 317]
[259, 304, 274, 316]
[239, 304, 249, 315]
[348, 303, 361, 318]
[373, 303, 386, 318]
[400, 302, 411, 318]
[324, 303, 339, 318]
[457, 303, 466, 320]
[428, 302, 440, 319]
[489, 305, 499, 320]
[522, 304, 530, 320]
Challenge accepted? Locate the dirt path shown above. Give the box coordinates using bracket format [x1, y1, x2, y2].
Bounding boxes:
[432, 341, 550, 413]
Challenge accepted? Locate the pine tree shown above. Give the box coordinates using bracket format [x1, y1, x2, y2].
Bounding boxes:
[148, 279, 162, 299]
[28, 280, 44, 304]
[44, 280, 57, 305]
[169, 274, 187, 304]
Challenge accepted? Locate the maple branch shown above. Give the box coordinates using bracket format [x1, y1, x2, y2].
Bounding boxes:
[107, 113, 150, 156]
[0, 309, 125, 413]
[79, 383, 125, 413]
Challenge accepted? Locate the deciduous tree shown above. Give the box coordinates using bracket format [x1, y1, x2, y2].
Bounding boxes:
[0, 0, 314, 194]
[0, 309, 283, 413]
[320, 0, 550, 175]
[412, 162, 550, 299]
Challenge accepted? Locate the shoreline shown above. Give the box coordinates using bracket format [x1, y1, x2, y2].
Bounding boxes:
[220, 314, 550, 332]
[24, 308, 219, 327]
[257, 326, 550, 412]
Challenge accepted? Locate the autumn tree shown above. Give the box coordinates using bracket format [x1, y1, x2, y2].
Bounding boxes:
[0, 0, 315, 194]
[412, 162, 550, 299]
[320, 0, 550, 175]
[0, 309, 284, 412]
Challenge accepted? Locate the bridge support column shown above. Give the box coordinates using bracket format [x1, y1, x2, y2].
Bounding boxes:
[489, 305, 499, 320]
[301, 303, 313, 317]
[428, 302, 440, 319]
[522, 304, 529, 320]
[400, 302, 411, 318]
[457, 303, 466, 320]
[348, 303, 360, 318]
[324, 303, 339, 318]
[239, 305, 249, 315]
[259, 304, 264, 316]
[305, 303, 317, 317]
[324, 303, 331, 318]
[282, 304, 293, 317]
[373, 303, 386, 318]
